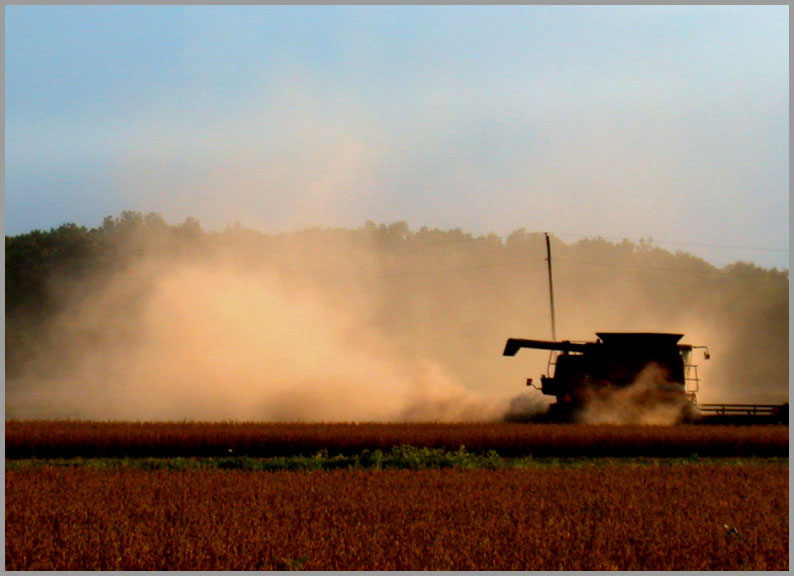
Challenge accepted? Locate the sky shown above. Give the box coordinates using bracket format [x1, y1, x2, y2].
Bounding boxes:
[5, 5, 790, 269]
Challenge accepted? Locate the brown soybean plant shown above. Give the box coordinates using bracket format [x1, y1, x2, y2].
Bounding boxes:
[5, 421, 789, 459]
[5, 465, 787, 570]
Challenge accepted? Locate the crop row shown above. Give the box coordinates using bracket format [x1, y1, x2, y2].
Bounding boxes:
[6, 464, 787, 571]
[7, 450, 789, 473]
[5, 421, 788, 458]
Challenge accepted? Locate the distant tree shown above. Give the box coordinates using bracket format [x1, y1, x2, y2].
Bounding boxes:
[4, 211, 789, 403]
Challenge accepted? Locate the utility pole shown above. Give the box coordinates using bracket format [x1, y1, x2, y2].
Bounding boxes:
[545, 232, 557, 341]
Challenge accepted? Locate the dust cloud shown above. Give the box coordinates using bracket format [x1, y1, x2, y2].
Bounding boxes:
[6, 237, 506, 421]
[6, 223, 788, 422]
[578, 364, 693, 425]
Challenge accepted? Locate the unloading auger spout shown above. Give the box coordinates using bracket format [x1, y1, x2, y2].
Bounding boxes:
[504, 338, 588, 357]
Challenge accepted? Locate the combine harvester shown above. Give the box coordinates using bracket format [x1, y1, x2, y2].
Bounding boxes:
[504, 331, 788, 424]
[503, 234, 788, 424]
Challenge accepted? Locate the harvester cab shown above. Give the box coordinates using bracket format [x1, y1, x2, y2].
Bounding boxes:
[503, 332, 707, 421]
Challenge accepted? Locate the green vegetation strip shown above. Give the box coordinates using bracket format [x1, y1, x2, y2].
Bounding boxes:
[5, 445, 787, 471]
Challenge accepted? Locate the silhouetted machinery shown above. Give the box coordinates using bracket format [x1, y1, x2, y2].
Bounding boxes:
[503, 332, 788, 424]
[503, 332, 705, 422]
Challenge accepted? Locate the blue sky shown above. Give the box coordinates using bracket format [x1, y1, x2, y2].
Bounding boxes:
[5, 5, 789, 268]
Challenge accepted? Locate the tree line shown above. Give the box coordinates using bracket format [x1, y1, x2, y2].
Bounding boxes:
[6, 211, 789, 404]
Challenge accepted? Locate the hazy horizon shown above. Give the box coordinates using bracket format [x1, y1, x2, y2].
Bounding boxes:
[6, 217, 787, 421]
[5, 212, 790, 273]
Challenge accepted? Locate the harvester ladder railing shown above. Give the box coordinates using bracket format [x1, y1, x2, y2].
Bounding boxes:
[684, 363, 700, 393]
[546, 350, 558, 380]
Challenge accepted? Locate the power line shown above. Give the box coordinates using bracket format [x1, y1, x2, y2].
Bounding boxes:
[376, 259, 534, 279]
[554, 258, 787, 279]
[372, 229, 788, 255]
[552, 232, 789, 253]
[303, 228, 788, 280]
[374, 257, 787, 281]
